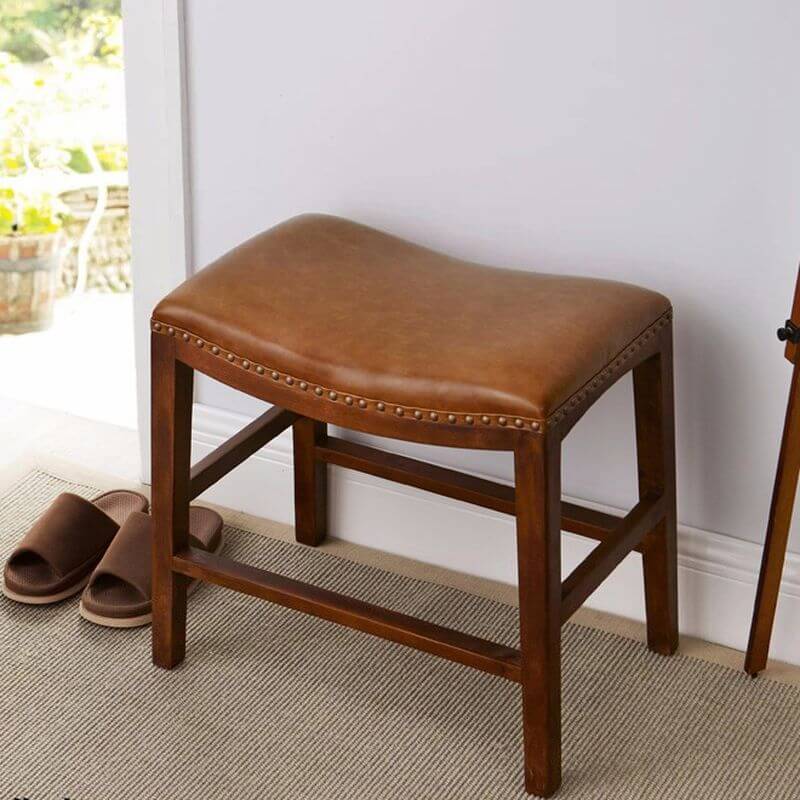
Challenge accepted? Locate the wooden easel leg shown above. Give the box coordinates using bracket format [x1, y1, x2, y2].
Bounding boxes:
[515, 433, 562, 797]
[745, 363, 800, 676]
[633, 329, 679, 655]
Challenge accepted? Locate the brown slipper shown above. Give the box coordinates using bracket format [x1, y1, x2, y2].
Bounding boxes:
[3, 490, 150, 605]
[79, 506, 224, 629]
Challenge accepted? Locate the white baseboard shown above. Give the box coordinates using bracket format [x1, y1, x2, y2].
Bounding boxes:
[192, 402, 800, 667]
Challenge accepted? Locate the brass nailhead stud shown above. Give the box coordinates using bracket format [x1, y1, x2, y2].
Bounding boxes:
[315, 387, 324, 396]
[227, 353, 235, 362]
[358, 399, 367, 408]
[395, 407, 404, 416]
[285, 376, 294, 385]
[329, 391, 338, 401]
[430, 412, 439, 421]
[377, 402, 385, 411]
[271, 371, 280, 380]
[498, 416, 508, 426]
[256, 366, 264, 374]
[299, 381, 308, 390]
[211, 346, 220, 355]
[242, 360, 250, 369]
[414, 410, 423, 420]
[448, 414, 457, 424]
[345, 396, 353, 405]
[481, 415, 491, 425]
[514, 418, 524, 428]
[532, 421, 541, 431]
[167, 326, 174, 335]
[465, 415, 474, 425]
[183, 334, 190, 342]
[154, 322, 162, 331]
[196, 338, 203, 347]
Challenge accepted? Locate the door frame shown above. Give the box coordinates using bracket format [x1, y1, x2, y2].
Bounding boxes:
[122, 0, 192, 480]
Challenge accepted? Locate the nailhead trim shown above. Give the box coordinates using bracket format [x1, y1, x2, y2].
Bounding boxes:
[150, 310, 671, 434]
[548, 309, 672, 428]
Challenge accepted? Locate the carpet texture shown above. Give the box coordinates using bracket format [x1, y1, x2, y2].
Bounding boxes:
[1, 471, 799, 799]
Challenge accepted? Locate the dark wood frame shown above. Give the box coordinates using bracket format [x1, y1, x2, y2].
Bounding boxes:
[745, 268, 800, 676]
[150, 321, 678, 797]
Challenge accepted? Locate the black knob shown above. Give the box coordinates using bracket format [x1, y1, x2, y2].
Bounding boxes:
[778, 320, 800, 344]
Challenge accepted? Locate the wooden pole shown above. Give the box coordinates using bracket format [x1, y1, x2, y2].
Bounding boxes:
[745, 267, 800, 676]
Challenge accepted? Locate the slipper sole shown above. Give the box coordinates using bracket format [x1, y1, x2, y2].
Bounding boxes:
[2, 573, 92, 605]
[78, 533, 225, 629]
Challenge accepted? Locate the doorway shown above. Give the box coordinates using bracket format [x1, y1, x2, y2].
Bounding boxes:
[0, 1, 135, 429]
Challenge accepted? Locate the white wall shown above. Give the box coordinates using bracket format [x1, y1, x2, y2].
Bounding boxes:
[143, 2, 800, 660]
[123, 0, 191, 475]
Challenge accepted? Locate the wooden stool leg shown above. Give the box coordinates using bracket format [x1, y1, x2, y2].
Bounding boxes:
[515, 434, 562, 797]
[151, 332, 193, 669]
[633, 331, 679, 656]
[745, 362, 800, 676]
[293, 418, 328, 546]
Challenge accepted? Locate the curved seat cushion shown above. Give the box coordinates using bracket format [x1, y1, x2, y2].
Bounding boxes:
[153, 214, 671, 425]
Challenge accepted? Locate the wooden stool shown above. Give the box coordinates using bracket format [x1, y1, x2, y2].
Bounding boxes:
[150, 214, 678, 797]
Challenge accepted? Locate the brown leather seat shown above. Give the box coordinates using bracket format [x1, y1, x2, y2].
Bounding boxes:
[153, 214, 671, 427]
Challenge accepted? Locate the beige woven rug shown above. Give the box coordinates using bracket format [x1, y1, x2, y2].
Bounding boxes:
[2, 471, 799, 799]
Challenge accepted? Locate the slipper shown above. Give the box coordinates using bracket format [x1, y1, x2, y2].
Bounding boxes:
[79, 506, 224, 629]
[3, 490, 150, 605]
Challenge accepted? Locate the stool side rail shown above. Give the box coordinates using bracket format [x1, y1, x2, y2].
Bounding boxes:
[172, 545, 522, 682]
[189, 406, 297, 499]
[316, 435, 633, 549]
[560, 491, 665, 623]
